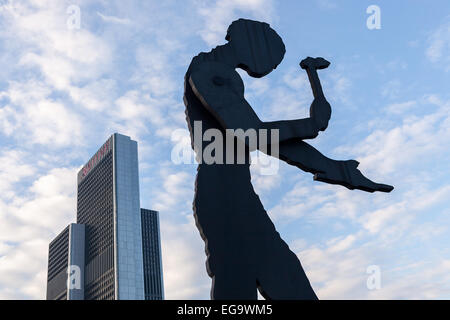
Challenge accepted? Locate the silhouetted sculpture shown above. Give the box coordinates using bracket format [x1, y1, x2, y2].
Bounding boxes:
[183, 18, 393, 300]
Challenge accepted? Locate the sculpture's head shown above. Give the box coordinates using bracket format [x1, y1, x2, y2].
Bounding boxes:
[226, 18, 285, 78]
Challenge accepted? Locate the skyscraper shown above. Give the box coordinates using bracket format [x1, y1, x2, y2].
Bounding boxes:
[46, 133, 164, 300]
[141, 209, 164, 300]
[46, 223, 85, 300]
[77, 133, 144, 300]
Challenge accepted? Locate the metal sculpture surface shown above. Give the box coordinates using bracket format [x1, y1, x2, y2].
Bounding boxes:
[183, 18, 393, 300]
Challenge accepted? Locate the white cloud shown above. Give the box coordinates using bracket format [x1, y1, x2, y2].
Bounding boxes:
[4, 2, 112, 86]
[367, 260, 450, 299]
[250, 162, 282, 194]
[330, 75, 351, 105]
[385, 101, 417, 114]
[339, 95, 450, 175]
[133, 45, 179, 97]
[0, 2, 116, 147]
[266, 86, 310, 120]
[110, 90, 183, 141]
[160, 216, 210, 299]
[197, 0, 275, 46]
[0, 239, 49, 299]
[426, 18, 450, 71]
[0, 167, 77, 239]
[326, 234, 356, 253]
[0, 0, 199, 300]
[298, 229, 450, 299]
[0, 166, 77, 299]
[152, 168, 194, 213]
[144, 165, 210, 299]
[97, 12, 131, 25]
[0, 150, 35, 199]
[0, 80, 85, 147]
[271, 92, 450, 298]
[68, 79, 117, 112]
[381, 79, 402, 99]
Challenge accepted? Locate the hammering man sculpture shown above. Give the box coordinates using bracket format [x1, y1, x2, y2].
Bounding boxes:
[184, 19, 393, 300]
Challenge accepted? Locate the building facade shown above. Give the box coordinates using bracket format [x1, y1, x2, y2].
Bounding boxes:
[46, 224, 85, 300]
[47, 226, 69, 300]
[76, 133, 144, 300]
[46, 133, 163, 300]
[141, 209, 164, 300]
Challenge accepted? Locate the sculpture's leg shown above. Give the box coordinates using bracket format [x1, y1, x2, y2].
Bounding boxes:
[256, 234, 318, 300]
[278, 139, 393, 193]
[211, 257, 258, 300]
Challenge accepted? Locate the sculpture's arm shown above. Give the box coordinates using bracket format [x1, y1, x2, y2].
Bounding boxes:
[300, 57, 332, 131]
[278, 139, 394, 193]
[189, 61, 320, 147]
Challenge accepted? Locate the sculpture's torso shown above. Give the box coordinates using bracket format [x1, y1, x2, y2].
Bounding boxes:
[184, 49, 250, 165]
[183, 49, 276, 246]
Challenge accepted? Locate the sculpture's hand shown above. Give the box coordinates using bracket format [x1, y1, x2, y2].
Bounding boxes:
[313, 160, 394, 193]
[300, 57, 332, 131]
[310, 98, 331, 132]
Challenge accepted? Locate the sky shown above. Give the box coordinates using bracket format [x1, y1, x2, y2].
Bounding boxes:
[0, 0, 449, 299]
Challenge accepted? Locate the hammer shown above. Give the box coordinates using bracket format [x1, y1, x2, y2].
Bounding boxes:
[300, 57, 332, 132]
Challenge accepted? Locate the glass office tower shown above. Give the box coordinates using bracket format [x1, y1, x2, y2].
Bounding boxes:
[141, 209, 164, 300]
[46, 223, 85, 300]
[46, 133, 164, 300]
[46, 226, 69, 300]
[77, 133, 144, 300]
